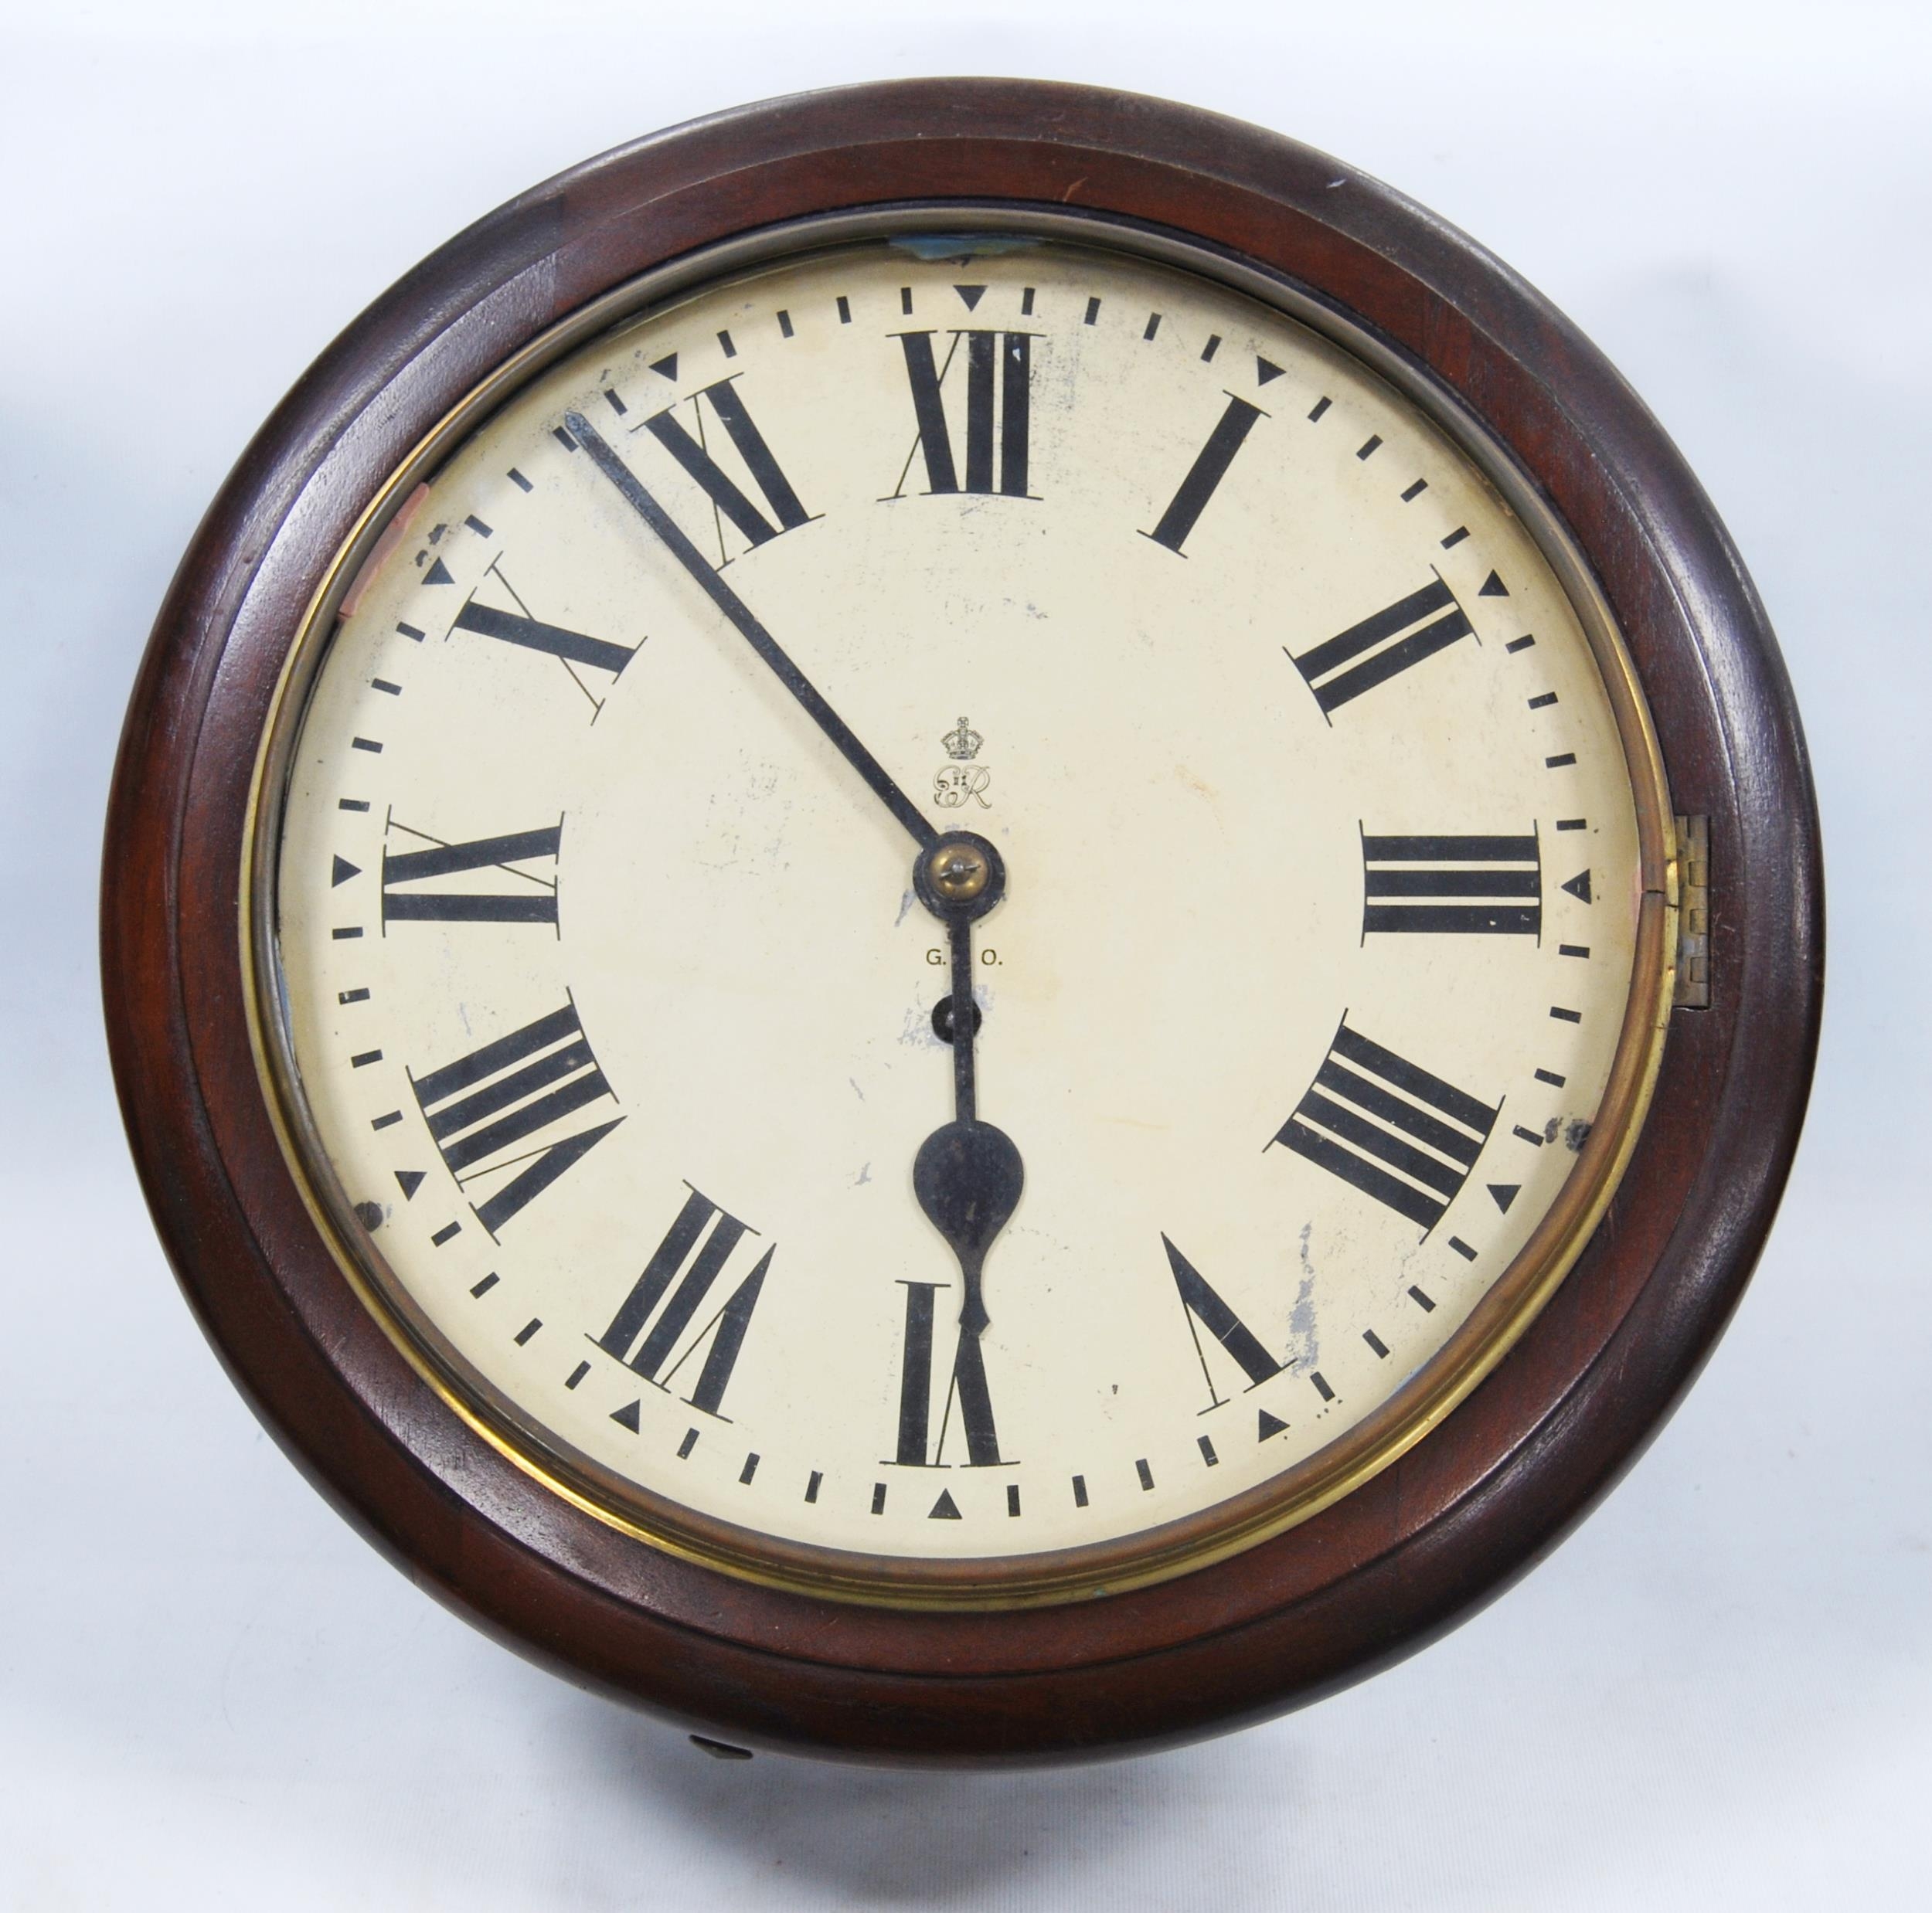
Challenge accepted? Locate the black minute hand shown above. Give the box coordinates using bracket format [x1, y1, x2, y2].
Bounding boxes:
[563, 409, 936, 851]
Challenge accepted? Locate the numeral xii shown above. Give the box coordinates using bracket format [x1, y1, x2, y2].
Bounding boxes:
[893, 330, 1033, 498]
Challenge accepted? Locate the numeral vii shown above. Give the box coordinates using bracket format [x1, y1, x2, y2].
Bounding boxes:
[889, 331, 1034, 500]
[893, 1283, 1005, 1467]
[596, 1187, 772, 1419]
[411, 1001, 621, 1235]
[382, 818, 561, 926]
[1362, 831, 1541, 937]
[1290, 575, 1473, 714]
[1273, 1021, 1497, 1233]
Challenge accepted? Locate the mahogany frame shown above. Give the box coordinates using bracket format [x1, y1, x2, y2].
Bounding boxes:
[102, 78, 1822, 1764]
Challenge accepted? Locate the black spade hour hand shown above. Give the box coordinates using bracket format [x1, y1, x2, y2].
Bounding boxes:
[912, 834, 1024, 1339]
[563, 410, 936, 852]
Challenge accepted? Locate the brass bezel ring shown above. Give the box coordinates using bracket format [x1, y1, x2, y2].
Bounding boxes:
[241, 207, 1677, 1611]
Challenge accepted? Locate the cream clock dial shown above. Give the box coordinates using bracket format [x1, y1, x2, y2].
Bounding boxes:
[264, 231, 1664, 1590]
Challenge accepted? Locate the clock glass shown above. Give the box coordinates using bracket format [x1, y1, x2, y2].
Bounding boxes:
[253, 223, 1672, 1604]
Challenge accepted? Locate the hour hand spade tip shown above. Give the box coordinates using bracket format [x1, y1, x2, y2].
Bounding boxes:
[911, 834, 1022, 1338]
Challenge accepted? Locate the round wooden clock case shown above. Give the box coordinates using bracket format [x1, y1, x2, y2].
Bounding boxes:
[102, 80, 1822, 1763]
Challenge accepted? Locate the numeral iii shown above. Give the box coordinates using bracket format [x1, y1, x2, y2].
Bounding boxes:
[1361, 831, 1541, 936]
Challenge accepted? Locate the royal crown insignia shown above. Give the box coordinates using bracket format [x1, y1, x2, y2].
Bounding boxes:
[942, 715, 983, 761]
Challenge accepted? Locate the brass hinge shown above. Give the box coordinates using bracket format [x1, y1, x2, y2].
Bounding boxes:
[1673, 814, 1710, 1009]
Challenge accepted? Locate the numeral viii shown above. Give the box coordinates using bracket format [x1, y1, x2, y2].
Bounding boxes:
[411, 1001, 621, 1235]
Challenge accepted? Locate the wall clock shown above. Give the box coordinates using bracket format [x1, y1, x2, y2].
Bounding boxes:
[103, 79, 1822, 1763]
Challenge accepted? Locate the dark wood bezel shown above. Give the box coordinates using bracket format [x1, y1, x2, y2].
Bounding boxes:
[102, 78, 1822, 1765]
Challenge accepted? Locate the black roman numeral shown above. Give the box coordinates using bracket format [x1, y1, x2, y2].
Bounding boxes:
[1143, 395, 1265, 554]
[451, 606, 633, 677]
[641, 379, 812, 556]
[382, 818, 560, 926]
[892, 1282, 1005, 1467]
[410, 1001, 621, 1235]
[1291, 575, 1474, 714]
[595, 1187, 772, 1419]
[1162, 1235, 1281, 1411]
[1361, 831, 1541, 936]
[1272, 1021, 1497, 1233]
[889, 331, 1033, 499]
[451, 563, 638, 718]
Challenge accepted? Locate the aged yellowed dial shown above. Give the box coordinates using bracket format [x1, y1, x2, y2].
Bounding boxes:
[260, 229, 1667, 1595]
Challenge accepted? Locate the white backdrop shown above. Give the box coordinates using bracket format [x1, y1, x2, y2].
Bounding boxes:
[3, 3, 1927, 1907]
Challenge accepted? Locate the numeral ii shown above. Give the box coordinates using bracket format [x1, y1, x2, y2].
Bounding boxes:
[1290, 574, 1473, 715]
[1272, 1021, 1498, 1233]
[410, 1001, 621, 1235]
[596, 1186, 772, 1419]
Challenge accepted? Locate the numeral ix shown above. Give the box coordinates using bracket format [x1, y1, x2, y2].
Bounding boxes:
[383, 818, 561, 926]
[1273, 1021, 1497, 1233]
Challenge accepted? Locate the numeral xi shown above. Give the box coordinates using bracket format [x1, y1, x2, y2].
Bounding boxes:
[642, 379, 812, 553]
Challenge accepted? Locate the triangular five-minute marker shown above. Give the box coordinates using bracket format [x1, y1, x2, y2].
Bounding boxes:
[610, 1400, 642, 1432]
[394, 1170, 425, 1201]
[1562, 869, 1594, 904]
[1488, 1184, 1521, 1214]
[1478, 569, 1509, 597]
[954, 284, 987, 311]
[420, 557, 454, 586]
[1257, 1408, 1289, 1442]
[650, 353, 679, 381]
[928, 1490, 963, 1520]
[331, 855, 360, 888]
[1256, 355, 1286, 386]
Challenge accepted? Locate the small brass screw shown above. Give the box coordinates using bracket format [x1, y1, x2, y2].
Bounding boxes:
[927, 841, 992, 903]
